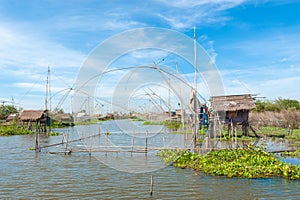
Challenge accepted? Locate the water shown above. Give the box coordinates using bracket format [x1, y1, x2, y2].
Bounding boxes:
[1, 120, 300, 199]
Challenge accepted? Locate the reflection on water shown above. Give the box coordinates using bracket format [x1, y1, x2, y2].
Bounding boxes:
[1, 120, 300, 199]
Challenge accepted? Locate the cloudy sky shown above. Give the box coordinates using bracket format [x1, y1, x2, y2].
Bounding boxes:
[0, 0, 299, 113]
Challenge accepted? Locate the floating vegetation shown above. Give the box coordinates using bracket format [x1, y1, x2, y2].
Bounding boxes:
[158, 147, 300, 180]
[74, 119, 102, 126]
[51, 121, 75, 128]
[143, 120, 181, 130]
[130, 117, 144, 121]
[49, 131, 60, 136]
[157, 149, 186, 165]
[281, 150, 300, 159]
[0, 126, 33, 136]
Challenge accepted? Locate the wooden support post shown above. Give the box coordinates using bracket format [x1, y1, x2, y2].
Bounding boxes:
[98, 127, 101, 145]
[65, 133, 69, 155]
[150, 175, 154, 196]
[145, 130, 148, 155]
[249, 124, 260, 138]
[35, 132, 40, 152]
[105, 130, 108, 157]
[89, 134, 93, 156]
[230, 120, 233, 148]
[234, 125, 237, 146]
[213, 116, 217, 149]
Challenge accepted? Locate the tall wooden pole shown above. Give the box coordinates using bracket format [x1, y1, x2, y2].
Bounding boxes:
[45, 66, 51, 133]
[176, 63, 185, 129]
[193, 26, 198, 150]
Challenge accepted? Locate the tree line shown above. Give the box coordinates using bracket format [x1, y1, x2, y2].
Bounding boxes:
[0, 105, 18, 120]
[0, 105, 65, 120]
[254, 98, 300, 112]
[250, 98, 300, 134]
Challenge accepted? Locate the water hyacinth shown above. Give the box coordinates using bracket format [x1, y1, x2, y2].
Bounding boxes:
[158, 147, 300, 180]
[281, 150, 300, 159]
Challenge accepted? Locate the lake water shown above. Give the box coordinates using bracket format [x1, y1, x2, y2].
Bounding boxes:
[1, 120, 300, 199]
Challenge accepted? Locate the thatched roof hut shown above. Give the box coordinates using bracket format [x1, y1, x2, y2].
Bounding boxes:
[210, 94, 258, 137]
[19, 110, 47, 122]
[6, 113, 18, 122]
[211, 94, 256, 112]
[53, 113, 74, 123]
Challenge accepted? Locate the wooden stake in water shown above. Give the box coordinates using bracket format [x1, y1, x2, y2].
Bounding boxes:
[145, 130, 148, 155]
[89, 135, 92, 156]
[105, 129, 108, 157]
[35, 132, 40, 152]
[150, 175, 154, 196]
[65, 132, 69, 155]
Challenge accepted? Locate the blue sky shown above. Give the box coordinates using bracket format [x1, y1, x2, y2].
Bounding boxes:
[0, 0, 299, 113]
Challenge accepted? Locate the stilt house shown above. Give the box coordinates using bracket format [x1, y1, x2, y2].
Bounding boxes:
[19, 110, 49, 132]
[53, 113, 74, 126]
[210, 94, 257, 136]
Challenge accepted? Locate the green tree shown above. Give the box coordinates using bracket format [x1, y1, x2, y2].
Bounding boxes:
[275, 98, 300, 110]
[0, 105, 18, 120]
[254, 100, 279, 112]
[255, 98, 300, 112]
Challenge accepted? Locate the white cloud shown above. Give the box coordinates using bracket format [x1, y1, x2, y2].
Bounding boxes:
[0, 22, 85, 70]
[155, 0, 246, 8]
[155, 0, 247, 29]
[0, 21, 87, 109]
[50, 12, 146, 32]
[218, 65, 300, 101]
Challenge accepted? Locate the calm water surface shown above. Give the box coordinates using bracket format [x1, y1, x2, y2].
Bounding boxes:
[1, 120, 300, 199]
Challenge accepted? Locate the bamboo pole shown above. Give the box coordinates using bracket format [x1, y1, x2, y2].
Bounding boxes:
[105, 129, 108, 156]
[64, 132, 69, 155]
[48, 147, 296, 154]
[35, 132, 40, 152]
[150, 175, 154, 196]
[38, 133, 102, 149]
[234, 125, 237, 146]
[89, 134, 93, 156]
[98, 127, 101, 148]
[145, 130, 148, 155]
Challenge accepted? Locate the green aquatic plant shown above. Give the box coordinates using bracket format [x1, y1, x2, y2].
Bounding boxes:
[143, 120, 181, 130]
[49, 131, 60, 136]
[157, 149, 187, 165]
[0, 126, 33, 136]
[281, 150, 300, 159]
[158, 147, 300, 180]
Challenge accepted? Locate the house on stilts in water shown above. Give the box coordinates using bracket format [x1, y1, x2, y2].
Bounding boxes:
[210, 94, 259, 137]
[19, 110, 49, 132]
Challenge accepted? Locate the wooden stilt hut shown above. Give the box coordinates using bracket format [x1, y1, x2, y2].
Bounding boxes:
[210, 94, 258, 137]
[53, 113, 74, 126]
[19, 110, 49, 132]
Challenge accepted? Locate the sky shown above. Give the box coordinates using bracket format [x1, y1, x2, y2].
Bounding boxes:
[0, 0, 299, 113]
